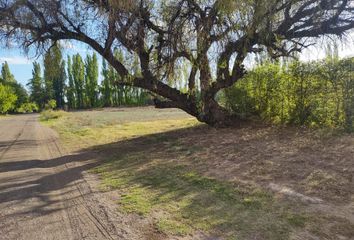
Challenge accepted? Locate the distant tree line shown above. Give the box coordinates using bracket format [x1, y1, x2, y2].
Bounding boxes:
[223, 47, 354, 131]
[0, 61, 32, 113]
[0, 44, 152, 115]
[27, 44, 151, 111]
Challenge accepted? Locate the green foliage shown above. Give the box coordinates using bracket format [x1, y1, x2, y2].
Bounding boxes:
[27, 50, 151, 112]
[84, 53, 99, 107]
[44, 43, 66, 108]
[224, 87, 257, 118]
[66, 56, 76, 109]
[1, 61, 28, 110]
[28, 62, 45, 108]
[101, 59, 112, 107]
[0, 83, 17, 113]
[1, 61, 16, 83]
[16, 102, 39, 113]
[72, 53, 85, 108]
[8, 82, 28, 109]
[224, 57, 354, 130]
[44, 99, 57, 110]
[99, 50, 151, 107]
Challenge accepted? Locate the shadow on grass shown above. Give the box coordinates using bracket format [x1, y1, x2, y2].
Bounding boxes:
[0, 124, 303, 239]
[84, 125, 300, 239]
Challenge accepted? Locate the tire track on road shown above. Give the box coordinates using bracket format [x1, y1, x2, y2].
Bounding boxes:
[38, 118, 120, 240]
[0, 115, 125, 240]
[0, 116, 31, 161]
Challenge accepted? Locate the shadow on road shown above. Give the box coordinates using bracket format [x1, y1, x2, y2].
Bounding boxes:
[0, 125, 206, 219]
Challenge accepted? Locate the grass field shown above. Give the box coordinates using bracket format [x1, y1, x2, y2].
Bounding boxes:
[43, 107, 354, 240]
[42, 107, 198, 150]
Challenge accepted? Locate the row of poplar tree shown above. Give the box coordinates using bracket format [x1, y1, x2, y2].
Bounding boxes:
[28, 44, 151, 111]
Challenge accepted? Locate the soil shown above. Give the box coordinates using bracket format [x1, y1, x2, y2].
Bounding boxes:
[1, 112, 354, 239]
[0, 114, 150, 239]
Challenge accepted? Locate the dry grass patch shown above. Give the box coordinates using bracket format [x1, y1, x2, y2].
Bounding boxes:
[45, 107, 354, 240]
[43, 108, 198, 151]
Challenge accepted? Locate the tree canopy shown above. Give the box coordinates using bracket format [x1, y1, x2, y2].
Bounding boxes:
[1, 0, 353, 125]
[1, 61, 15, 83]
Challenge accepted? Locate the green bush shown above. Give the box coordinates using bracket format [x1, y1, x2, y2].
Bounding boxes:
[223, 57, 354, 130]
[44, 99, 57, 110]
[224, 86, 257, 119]
[16, 102, 39, 113]
[0, 83, 17, 114]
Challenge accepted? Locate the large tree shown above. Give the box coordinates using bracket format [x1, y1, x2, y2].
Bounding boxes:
[1, 0, 354, 125]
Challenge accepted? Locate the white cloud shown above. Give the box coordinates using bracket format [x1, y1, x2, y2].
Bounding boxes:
[0, 56, 31, 65]
[60, 40, 89, 53]
[60, 40, 76, 50]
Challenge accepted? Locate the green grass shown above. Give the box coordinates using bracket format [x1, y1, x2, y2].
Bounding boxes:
[40, 110, 67, 121]
[46, 107, 312, 239]
[42, 108, 198, 151]
[284, 212, 308, 228]
[93, 152, 303, 239]
[156, 218, 193, 236]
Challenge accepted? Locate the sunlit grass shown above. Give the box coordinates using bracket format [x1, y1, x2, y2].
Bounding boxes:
[93, 154, 302, 239]
[40, 110, 67, 121]
[43, 108, 198, 151]
[45, 107, 315, 239]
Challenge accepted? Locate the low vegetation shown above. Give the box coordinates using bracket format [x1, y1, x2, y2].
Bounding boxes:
[43, 108, 197, 150]
[40, 110, 66, 121]
[223, 55, 354, 131]
[0, 62, 32, 114]
[94, 157, 298, 239]
[44, 108, 354, 239]
[0, 83, 17, 114]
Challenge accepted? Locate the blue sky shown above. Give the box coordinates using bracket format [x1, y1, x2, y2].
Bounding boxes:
[0, 41, 99, 87]
[1, 34, 353, 88]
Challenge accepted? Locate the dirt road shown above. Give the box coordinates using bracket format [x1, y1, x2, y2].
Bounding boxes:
[0, 114, 126, 240]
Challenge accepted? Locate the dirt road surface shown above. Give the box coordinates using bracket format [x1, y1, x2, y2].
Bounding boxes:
[0, 114, 128, 240]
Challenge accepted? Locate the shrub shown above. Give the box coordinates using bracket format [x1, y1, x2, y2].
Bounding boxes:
[40, 110, 65, 121]
[16, 102, 39, 113]
[44, 99, 57, 110]
[0, 83, 17, 114]
[223, 57, 354, 130]
[224, 85, 257, 119]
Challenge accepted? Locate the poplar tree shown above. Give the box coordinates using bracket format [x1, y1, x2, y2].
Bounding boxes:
[43, 44, 66, 108]
[72, 54, 85, 109]
[66, 56, 76, 109]
[85, 53, 99, 107]
[1, 61, 15, 83]
[101, 59, 112, 107]
[28, 62, 44, 107]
